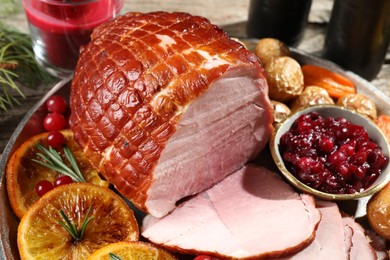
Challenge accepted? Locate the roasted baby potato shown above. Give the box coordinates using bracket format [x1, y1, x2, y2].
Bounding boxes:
[265, 56, 304, 102]
[255, 38, 291, 66]
[271, 100, 291, 124]
[337, 93, 377, 120]
[290, 86, 334, 112]
[367, 183, 390, 240]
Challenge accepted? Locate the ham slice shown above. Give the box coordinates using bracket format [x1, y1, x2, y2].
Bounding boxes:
[342, 216, 378, 260]
[70, 12, 273, 217]
[141, 165, 321, 259]
[365, 230, 389, 260]
[279, 201, 348, 259]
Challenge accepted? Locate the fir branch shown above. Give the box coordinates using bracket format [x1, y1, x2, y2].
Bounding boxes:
[0, 23, 56, 110]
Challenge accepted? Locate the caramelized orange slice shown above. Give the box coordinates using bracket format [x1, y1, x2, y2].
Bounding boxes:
[6, 129, 109, 219]
[18, 183, 139, 259]
[87, 241, 176, 260]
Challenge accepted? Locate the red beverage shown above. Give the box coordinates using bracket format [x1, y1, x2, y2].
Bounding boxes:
[22, 0, 123, 77]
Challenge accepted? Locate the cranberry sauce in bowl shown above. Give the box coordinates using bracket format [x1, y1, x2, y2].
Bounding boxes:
[270, 105, 390, 200]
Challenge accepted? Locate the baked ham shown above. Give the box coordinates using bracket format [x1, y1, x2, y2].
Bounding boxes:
[70, 12, 273, 217]
[141, 165, 321, 259]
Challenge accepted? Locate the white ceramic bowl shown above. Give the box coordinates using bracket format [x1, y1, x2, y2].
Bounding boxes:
[270, 104, 390, 200]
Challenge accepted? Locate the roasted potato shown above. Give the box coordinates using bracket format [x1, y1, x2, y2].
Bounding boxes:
[367, 183, 390, 240]
[290, 86, 335, 112]
[271, 100, 291, 124]
[255, 38, 291, 66]
[265, 56, 304, 102]
[337, 93, 377, 120]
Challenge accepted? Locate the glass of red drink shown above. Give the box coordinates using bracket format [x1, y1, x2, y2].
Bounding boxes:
[22, 0, 124, 78]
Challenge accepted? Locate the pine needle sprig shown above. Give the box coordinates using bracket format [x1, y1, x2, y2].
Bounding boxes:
[0, 23, 56, 110]
[32, 144, 86, 183]
[58, 205, 94, 242]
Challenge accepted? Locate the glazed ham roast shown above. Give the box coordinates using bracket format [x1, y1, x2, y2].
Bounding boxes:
[70, 12, 273, 217]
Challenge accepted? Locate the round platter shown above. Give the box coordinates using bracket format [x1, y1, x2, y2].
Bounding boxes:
[1, 45, 389, 259]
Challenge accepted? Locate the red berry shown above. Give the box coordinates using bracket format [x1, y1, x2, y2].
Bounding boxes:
[43, 112, 66, 131]
[319, 137, 334, 153]
[35, 180, 53, 197]
[339, 144, 355, 156]
[54, 175, 73, 187]
[328, 151, 347, 167]
[46, 95, 67, 114]
[47, 131, 65, 149]
[194, 256, 213, 260]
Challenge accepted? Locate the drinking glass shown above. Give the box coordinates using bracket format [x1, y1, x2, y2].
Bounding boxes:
[22, 0, 124, 78]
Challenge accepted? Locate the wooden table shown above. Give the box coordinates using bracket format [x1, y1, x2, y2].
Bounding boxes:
[0, 0, 389, 153]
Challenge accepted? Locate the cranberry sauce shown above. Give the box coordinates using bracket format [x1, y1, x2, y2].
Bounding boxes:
[279, 112, 388, 194]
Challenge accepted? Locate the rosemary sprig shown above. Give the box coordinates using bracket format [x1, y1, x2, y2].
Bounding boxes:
[0, 23, 55, 110]
[32, 144, 86, 183]
[109, 253, 122, 260]
[58, 205, 94, 242]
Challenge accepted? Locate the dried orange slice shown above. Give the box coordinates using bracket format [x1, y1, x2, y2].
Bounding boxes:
[87, 241, 176, 260]
[18, 183, 139, 259]
[6, 129, 109, 219]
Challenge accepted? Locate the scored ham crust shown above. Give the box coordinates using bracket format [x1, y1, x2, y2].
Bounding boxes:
[70, 12, 273, 217]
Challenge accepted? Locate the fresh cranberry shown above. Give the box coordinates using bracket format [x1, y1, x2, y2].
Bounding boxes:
[368, 150, 388, 169]
[47, 131, 65, 149]
[328, 151, 347, 167]
[337, 164, 351, 180]
[43, 112, 66, 131]
[54, 175, 73, 187]
[351, 151, 367, 166]
[194, 255, 213, 260]
[46, 95, 67, 114]
[319, 136, 334, 153]
[339, 144, 355, 156]
[283, 151, 300, 166]
[36, 180, 54, 197]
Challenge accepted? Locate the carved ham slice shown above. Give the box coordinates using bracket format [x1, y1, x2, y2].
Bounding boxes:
[70, 12, 273, 217]
[279, 201, 348, 259]
[342, 216, 378, 260]
[141, 165, 321, 259]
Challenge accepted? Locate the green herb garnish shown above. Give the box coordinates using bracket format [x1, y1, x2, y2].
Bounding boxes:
[32, 144, 86, 183]
[0, 23, 55, 110]
[109, 253, 122, 260]
[58, 205, 94, 242]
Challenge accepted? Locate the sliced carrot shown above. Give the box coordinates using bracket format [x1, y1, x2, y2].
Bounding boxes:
[301, 64, 356, 99]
